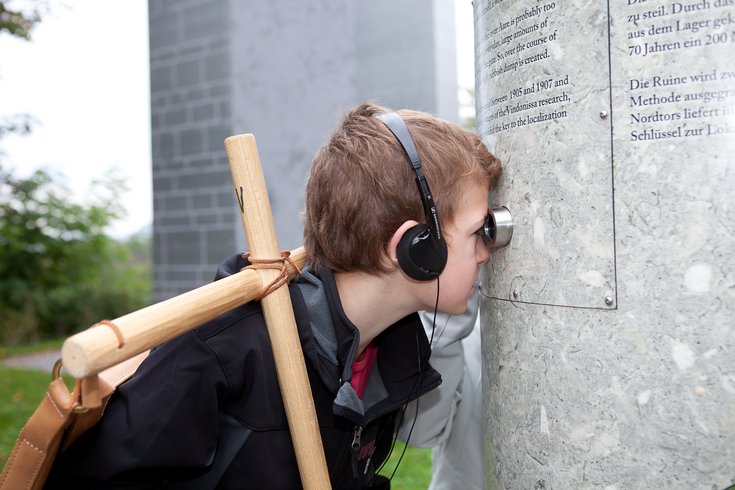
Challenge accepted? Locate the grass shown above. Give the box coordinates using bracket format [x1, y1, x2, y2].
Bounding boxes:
[0, 339, 72, 470]
[0, 338, 63, 360]
[0, 364, 64, 468]
[378, 440, 433, 489]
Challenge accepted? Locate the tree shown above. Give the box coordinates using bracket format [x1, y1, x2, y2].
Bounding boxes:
[0, 1, 151, 344]
[0, 165, 151, 344]
[0, 1, 46, 138]
[0, 1, 42, 40]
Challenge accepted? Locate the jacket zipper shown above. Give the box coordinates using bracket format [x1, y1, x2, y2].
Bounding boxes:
[350, 425, 363, 478]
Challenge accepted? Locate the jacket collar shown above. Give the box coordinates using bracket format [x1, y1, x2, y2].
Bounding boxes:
[292, 267, 441, 425]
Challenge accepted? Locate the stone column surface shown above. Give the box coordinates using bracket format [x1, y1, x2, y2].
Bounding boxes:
[474, 0, 734, 488]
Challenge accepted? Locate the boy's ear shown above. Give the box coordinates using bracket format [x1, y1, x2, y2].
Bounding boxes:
[386, 220, 420, 267]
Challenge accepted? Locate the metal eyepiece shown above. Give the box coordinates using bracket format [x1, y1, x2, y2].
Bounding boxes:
[484, 206, 513, 248]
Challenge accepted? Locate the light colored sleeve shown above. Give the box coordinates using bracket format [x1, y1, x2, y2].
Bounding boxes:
[397, 292, 480, 448]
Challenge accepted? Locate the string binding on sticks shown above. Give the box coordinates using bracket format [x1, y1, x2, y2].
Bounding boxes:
[242, 250, 303, 300]
[92, 319, 125, 349]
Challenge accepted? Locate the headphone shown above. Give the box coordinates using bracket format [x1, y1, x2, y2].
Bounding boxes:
[375, 112, 448, 281]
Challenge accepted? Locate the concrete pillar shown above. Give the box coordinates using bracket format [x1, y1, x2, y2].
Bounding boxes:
[474, 0, 734, 488]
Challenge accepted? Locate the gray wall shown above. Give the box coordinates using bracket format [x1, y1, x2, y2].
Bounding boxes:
[149, 0, 458, 301]
[149, 0, 236, 300]
[475, 0, 735, 488]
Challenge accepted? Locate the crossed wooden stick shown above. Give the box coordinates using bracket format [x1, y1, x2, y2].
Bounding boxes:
[61, 134, 331, 489]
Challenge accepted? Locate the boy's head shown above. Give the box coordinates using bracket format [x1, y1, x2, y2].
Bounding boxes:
[303, 102, 502, 275]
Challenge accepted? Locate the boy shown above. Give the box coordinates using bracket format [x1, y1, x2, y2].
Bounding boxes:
[46, 102, 502, 489]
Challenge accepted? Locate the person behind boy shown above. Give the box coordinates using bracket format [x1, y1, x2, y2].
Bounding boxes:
[400, 291, 485, 490]
[46, 102, 502, 489]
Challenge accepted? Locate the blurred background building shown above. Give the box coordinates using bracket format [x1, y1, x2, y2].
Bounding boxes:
[150, 0, 461, 301]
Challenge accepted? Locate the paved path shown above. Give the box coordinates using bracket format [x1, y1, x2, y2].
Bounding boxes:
[2, 350, 60, 372]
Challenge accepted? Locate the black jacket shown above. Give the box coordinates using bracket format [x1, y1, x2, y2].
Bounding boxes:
[47, 255, 440, 489]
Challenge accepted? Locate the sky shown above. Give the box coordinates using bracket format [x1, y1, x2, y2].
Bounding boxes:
[0, 0, 475, 239]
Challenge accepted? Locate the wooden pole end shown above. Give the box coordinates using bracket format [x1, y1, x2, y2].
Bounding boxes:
[62, 334, 93, 379]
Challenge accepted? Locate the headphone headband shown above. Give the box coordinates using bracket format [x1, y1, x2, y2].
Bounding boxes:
[375, 112, 443, 242]
[374, 111, 447, 281]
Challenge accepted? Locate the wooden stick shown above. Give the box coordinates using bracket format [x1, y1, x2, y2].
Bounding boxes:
[225, 134, 331, 490]
[61, 247, 306, 379]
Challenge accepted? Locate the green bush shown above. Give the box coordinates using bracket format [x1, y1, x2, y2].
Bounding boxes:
[0, 165, 151, 344]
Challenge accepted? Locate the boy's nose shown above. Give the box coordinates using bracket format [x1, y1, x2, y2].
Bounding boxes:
[476, 240, 491, 264]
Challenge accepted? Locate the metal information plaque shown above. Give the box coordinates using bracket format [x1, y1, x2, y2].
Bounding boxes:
[476, 0, 734, 309]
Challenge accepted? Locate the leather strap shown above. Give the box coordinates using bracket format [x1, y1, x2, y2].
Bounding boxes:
[0, 352, 149, 490]
[0, 376, 75, 490]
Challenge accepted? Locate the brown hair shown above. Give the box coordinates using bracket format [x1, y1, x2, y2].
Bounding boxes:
[303, 102, 502, 274]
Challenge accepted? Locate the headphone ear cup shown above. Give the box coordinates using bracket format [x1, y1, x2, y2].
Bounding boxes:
[397, 224, 448, 281]
[397, 225, 430, 281]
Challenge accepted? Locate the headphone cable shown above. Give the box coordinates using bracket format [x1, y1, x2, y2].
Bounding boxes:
[381, 275, 440, 482]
